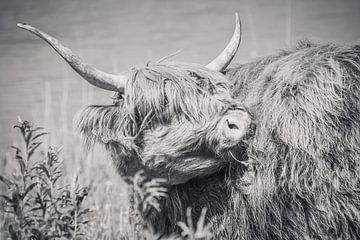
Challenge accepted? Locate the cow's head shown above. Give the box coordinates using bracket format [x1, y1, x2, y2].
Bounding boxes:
[18, 14, 253, 185]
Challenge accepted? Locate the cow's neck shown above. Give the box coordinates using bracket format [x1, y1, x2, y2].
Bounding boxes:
[145, 167, 231, 235]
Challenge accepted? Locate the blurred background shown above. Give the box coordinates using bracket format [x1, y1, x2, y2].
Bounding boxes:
[1, 0, 360, 237]
[1, 0, 360, 151]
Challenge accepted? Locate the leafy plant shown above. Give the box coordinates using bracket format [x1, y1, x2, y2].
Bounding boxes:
[177, 208, 212, 240]
[0, 119, 91, 239]
[128, 171, 212, 240]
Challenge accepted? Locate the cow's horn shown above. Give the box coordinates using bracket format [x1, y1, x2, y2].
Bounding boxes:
[205, 13, 241, 72]
[17, 23, 126, 92]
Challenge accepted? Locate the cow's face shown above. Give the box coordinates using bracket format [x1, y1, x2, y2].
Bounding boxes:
[17, 15, 249, 184]
[78, 63, 252, 184]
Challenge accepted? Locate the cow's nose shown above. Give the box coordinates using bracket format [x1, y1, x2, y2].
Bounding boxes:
[220, 111, 251, 142]
[226, 118, 240, 130]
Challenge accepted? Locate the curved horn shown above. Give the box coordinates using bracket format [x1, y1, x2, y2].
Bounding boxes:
[206, 13, 241, 72]
[17, 23, 126, 92]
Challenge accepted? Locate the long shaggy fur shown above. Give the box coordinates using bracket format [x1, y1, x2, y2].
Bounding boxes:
[218, 41, 360, 239]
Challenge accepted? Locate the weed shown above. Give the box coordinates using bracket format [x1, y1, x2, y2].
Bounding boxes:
[0, 119, 91, 239]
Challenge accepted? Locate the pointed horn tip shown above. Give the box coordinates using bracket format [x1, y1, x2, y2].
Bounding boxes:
[234, 13, 241, 32]
[235, 12, 239, 21]
[205, 13, 242, 71]
[17, 23, 27, 28]
[17, 23, 32, 30]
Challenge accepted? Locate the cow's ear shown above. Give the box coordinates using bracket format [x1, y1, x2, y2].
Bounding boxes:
[75, 105, 124, 149]
[76, 105, 147, 180]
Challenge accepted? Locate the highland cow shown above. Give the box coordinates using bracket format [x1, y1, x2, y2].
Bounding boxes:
[18, 16, 360, 239]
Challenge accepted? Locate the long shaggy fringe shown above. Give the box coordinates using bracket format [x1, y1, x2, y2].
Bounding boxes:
[76, 62, 230, 149]
[217, 41, 360, 239]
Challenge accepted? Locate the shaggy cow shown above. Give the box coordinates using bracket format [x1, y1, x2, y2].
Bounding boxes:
[18, 17, 360, 239]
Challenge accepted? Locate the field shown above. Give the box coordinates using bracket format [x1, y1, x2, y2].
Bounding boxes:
[1, 0, 360, 238]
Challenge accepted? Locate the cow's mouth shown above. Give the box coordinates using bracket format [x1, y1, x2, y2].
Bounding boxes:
[219, 140, 249, 164]
[216, 120, 255, 162]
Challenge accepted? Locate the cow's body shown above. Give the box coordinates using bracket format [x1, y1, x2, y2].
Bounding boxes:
[219, 41, 360, 239]
[142, 41, 360, 239]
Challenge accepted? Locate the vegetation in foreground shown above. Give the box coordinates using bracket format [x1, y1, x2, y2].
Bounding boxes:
[0, 120, 212, 239]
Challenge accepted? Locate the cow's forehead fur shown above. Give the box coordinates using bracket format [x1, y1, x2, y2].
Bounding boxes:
[76, 62, 234, 148]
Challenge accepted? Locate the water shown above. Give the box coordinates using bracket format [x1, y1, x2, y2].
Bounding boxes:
[1, 0, 360, 152]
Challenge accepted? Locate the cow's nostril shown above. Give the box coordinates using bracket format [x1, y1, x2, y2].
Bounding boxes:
[226, 120, 239, 130]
